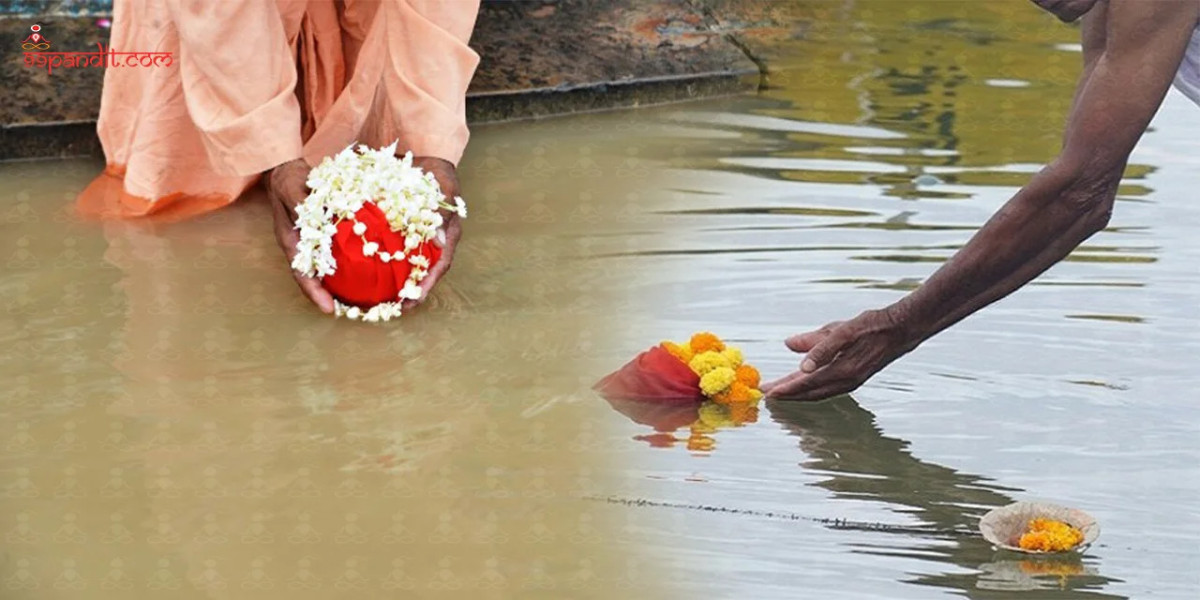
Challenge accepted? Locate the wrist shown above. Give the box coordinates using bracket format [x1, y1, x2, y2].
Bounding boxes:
[881, 297, 932, 349]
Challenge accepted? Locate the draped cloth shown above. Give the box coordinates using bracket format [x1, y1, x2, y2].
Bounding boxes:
[78, 0, 480, 220]
[1174, 23, 1200, 108]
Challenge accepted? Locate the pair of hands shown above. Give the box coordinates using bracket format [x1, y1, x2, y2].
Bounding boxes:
[267, 156, 463, 314]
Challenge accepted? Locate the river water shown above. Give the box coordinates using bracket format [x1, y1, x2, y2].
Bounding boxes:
[3, 1, 1199, 598]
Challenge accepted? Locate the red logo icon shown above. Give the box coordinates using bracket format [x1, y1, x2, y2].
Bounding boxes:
[22, 24, 51, 51]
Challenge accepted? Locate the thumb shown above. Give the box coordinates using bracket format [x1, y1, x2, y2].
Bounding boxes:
[798, 333, 847, 373]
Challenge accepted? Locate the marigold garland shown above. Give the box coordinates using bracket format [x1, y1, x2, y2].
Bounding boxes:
[1018, 518, 1085, 552]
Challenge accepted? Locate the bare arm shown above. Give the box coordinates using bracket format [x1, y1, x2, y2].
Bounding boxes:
[893, 0, 1196, 343]
[764, 0, 1198, 401]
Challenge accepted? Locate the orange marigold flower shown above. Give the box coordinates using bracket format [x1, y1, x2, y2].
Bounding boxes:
[735, 364, 761, 389]
[1018, 518, 1084, 552]
[689, 332, 725, 354]
[722, 382, 762, 404]
[660, 341, 694, 364]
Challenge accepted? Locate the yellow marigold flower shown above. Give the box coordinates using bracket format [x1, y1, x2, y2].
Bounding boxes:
[660, 341, 694, 364]
[699, 367, 736, 397]
[1018, 519, 1084, 552]
[688, 351, 731, 377]
[720, 346, 744, 368]
[735, 364, 761, 389]
[689, 332, 725, 354]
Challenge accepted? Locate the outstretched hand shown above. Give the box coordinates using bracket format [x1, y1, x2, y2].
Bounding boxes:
[761, 309, 912, 402]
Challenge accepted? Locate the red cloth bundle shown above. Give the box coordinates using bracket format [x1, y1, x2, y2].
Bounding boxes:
[321, 202, 442, 308]
[593, 346, 705, 403]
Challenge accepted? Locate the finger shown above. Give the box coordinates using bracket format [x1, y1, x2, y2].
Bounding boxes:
[784, 322, 843, 354]
[761, 371, 804, 396]
[764, 368, 848, 402]
[293, 270, 335, 314]
[775, 379, 854, 403]
[799, 334, 850, 374]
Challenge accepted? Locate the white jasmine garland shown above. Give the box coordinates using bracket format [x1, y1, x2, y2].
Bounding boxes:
[291, 141, 468, 322]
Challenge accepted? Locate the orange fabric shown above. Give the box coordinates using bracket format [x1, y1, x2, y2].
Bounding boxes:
[593, 346, 706, 403]
[79, 0, 481, 220]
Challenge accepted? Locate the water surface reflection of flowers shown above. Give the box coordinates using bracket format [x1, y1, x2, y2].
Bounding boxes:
[605, 397, 758, 452]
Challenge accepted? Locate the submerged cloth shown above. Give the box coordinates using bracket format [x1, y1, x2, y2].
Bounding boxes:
[593, 346, 705, 403]
[1174, 23, 1200, 107]
[79, 0, 480, 220]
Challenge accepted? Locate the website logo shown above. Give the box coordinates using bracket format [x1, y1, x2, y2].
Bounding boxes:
[21, 23, 174, 74]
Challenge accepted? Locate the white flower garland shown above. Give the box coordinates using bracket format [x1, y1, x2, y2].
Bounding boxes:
[290, 141, 467, 321]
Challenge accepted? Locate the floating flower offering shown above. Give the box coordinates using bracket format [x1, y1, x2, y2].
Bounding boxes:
[979, 501, 1099, 554]
[1019, 518, 1085, 552]
[594, 332, 763, 404]
[291, 141, 467, 321]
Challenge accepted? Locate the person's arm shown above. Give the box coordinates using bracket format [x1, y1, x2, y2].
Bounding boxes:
[168, 0, 303, 176]
[380, 0, 481, 166]
[382, 0, 481, 304]
[764, 0, 1198, 402]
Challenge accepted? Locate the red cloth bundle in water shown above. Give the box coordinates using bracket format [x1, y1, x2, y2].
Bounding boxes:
[321, 202, 442, 308]
[593, 346, 705, 402]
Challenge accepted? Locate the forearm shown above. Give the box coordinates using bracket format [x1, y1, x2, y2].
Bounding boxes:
[887, 163, 1117, 345]
[884, 0, 1195, 349]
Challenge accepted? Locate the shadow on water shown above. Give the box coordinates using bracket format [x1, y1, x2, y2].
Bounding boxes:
[767, 397, 1125, 599]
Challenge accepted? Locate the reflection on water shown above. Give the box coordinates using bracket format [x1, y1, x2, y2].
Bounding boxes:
[769, 398, 1120, 598]
[606, 398, 759, 452]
